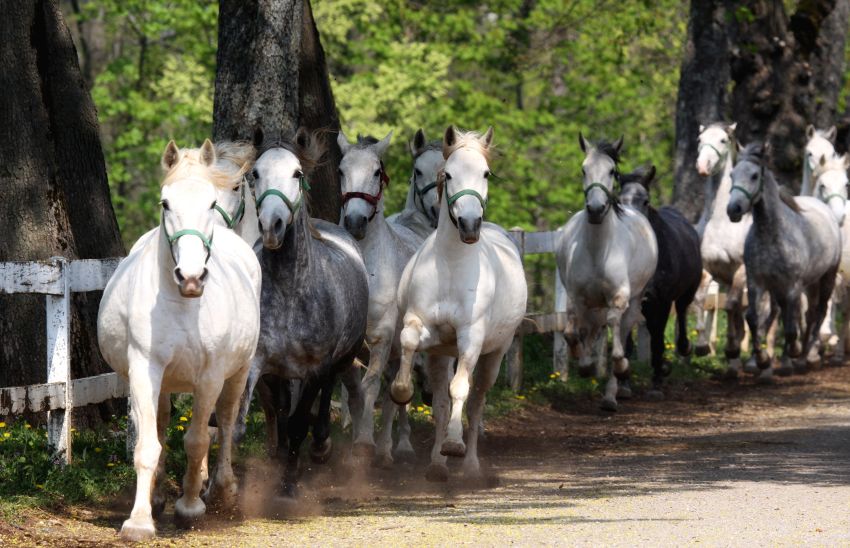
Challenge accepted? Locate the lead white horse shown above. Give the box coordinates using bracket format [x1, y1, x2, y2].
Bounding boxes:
[557, 135, 657, 411]
[387, 128, 443, 238]
[800, 125, 838, 197]
[98, 140, 261, 541]
[337, 130, 424, 467]
[390, 126, 526, 481]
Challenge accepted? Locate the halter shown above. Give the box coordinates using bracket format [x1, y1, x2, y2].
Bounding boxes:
[161, 214, 214, 266]
[583, 177, 619, 218]
[256, 175, 311, 219]
[730, 164, 764, 204]
[698, 142, 728, 175]
[411, 172, 438, 218]
[815, 169, 849, 208]
[341, 161, 390, 222]
[214, 179, 246, 229]
[445, 185, 488, 228]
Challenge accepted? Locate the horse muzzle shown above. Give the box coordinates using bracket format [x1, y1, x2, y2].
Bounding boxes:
[343, 213, 368, 241]
[262, 212, 289, 250]
[174, 267, 208, 298]
[457, 215, 482, 244]
[726, 202, 744, 223]
[586, 203, 607, 224]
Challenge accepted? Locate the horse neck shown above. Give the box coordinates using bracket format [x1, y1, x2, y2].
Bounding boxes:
[751, 171, 782, 237]
[584, 207, 620, 260]
[236, 191, 260, 244]
[268, 207, 313, 269]
[363, 202, 390, 243]
[402, 177, 417, 211]
[707, 154, 734, 222]
[156, 226, 185, 298]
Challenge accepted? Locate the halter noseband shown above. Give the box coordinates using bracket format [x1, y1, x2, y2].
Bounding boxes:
[583, 175, 619, 218]
[445, 185, 488, 228]
[341, 161, 390, 222]
[214, 179, 246, 229]
[161, 215, 214, 266]
[730, 164, 764, 204]
[698, 142, 728, 175]
[256, 175, 311, 220]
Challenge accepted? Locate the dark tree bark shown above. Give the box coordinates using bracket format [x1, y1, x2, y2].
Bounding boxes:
[728, 0, 841, 191]
[0, 1, 124, 394]
[214, 0, 342, 222]
[810, 0, 850, 128]
[672, 0, 732, 222]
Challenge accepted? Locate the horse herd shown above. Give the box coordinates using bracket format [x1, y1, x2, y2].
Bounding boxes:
[95, 122, 850, 541]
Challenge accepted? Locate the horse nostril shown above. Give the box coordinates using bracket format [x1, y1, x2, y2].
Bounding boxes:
[200, 268, 209, 281]
[174, 268, 185, 282]
[274, 217, 283, 233]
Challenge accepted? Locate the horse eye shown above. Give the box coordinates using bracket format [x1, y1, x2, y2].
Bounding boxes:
[338, 168, 344, 178]
[294, 170, 303, 179]
[721, 138, 727, 144]
[161, 200, 170, 211]
[232, 185, 240, 192]
[210, 201, 217, 210]
[414, 168, 422, 177]
[483, 170, 491, 179]
[750, 173, 758, 181]
[445, 172, 452, 180]
[609, 169, 615, 176]
[374, 169, 382, 177]
[252, 169, 259, 180]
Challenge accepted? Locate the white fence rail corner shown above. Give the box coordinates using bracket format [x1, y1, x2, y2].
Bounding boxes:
[0, 256, 124, 464]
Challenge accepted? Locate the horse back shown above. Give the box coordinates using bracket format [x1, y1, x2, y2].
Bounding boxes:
[648, 206, 703, 301]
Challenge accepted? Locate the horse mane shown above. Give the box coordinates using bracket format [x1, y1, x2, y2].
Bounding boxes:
[354, 134, 380, 147]
[778, 186, 802, 213]
[412, 140, 442, 159]
[442, 130, 492, 163]
[161, 147, 239, 190]
[619, 166, 653, 187]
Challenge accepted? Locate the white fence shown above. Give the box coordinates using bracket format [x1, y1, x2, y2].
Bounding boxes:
[0, 257, 125, 464]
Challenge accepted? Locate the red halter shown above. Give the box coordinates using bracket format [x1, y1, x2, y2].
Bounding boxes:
[341, 162, 390, 221]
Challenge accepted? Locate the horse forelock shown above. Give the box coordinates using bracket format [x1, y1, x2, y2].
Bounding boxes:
[443, 130, 492, 163]
[412, 140, 442, 159]
[592, 140, 620, 165]
[257, 132, 326, 175]
[161, 149, 237, 190]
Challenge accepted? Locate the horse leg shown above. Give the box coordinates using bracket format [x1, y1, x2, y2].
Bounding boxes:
[255, 375, 278, 456]
[309, 375, 335, 464]
[600, 294, 629, 412]
[724, 266, 747, 377]
[339, 355, 365, 448]
[281, 376, 321, 497]
[693, 270, 713, 356]
[152, 391, 171, 519]
[804, 270, 837, 370]
[676, 283, 698, 358]
[373, 380, 399, 469]
[174, 375, 222, 526]
[232, 358, 263, 445]
[614, 297, 643, 401]
[354, 337, 392, 455]
[646, 301, 671, 396]
[393, 396, 416, 463]
[205, 364, 250, 509]
[774, 289, 802, 376]
[121, 355, 163, 542]
[391, 315, 432, 404]
[442, 327, 485, 457]
[462, 350, 503, 479]
[425, 355, 452, 482]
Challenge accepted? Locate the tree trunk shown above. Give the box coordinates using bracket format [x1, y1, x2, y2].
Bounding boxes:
[728, 0, 842, 191]
[671, 0, 732, 222]
[810, 0, 850, 128]
[214, 0, 342, 222]
[0, 1, 124, 401]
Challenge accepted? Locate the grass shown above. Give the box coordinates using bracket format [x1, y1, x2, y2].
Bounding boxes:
[0, 310, 739, 520]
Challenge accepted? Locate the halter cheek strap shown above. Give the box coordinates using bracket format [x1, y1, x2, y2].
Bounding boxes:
[161, 217, 214, 266]
[256, 175, 311, 220]
[341, 162, 389, 222]
[215, 181, 246, 229]
[698, 143, 728, 175]
[730, 167, 764, 204]
[411, 172, 438, 218]
[583, 180, 618, 218]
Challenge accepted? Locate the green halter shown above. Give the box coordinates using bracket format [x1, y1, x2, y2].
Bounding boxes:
[698, 142, 728, 175]
[255, 175, 311, 218]
[214, 181, 246, 229]
[445, 187, 488, 228]
[161, 216, 214, 265]
[412, 175, 438, 218]
[730, 166, 764, 204]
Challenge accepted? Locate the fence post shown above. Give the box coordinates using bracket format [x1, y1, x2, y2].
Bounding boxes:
[553, 265, 568, 381]
[506, 227, 525, 391]
[46, 257, 72, 464]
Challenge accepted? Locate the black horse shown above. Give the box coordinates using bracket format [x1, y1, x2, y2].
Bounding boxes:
[620, 166, 702, 393]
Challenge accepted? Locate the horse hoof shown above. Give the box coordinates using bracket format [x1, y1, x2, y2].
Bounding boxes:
[599, 397, 618, 412]
[310, 438, 333, 464]
[577, 364, 594, 378]
[829, 356, 847, 367]
[352, 441, 376, 458]
[389, 382, 414, 406]
[120, 518, 156, 541]
[371, 453, 394, 470]
[279, 482, 299, 499]
[695, 344, 711, 357]
[174, 497, 206, 529]
[722, 367, 739, 381]
[616, 385, 632, 400]
[793, 361, 810, 375]
[152, 496, 166, 519]
[440, 439, 466, 458]
[646, 388, 664, 401]
[755, 372, 775, 385]
[742, 359, 761, 375]
[775, 364, 794, 377]
[677, 341, 692, 358]
[393, 448, 417, 464]
[424, 463, 449, 483]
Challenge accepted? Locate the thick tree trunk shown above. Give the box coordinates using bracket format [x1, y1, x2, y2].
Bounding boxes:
[214, 0, 341, 222]
[0, 1, 124, 396]
[810, 0, 850, 127]
[672, 0, 732, 222]
[728, 0, 841, 191]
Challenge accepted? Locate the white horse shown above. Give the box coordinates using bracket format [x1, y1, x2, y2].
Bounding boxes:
[98, 140, 261, 541]
[695, 123, 756, 377]
[337, 130, 424, 467]
[556, 135, 657, 411]
[390, 126, 526, 481]
[387, 128, 443, 239]
[207, 141, 260, 246]
[801, 125, 838, 197]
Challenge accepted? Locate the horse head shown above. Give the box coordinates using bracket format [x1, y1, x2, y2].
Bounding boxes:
[619, 165, 656, 217]
[409, 128, 443, 228]
[728, 142, 766, 222]
[338, 130, 392, 240]
[813, 152, 850, 226]
[440, 125, 493, 244]
[579, 133, 622, 224]
[696, 123, 736, 177]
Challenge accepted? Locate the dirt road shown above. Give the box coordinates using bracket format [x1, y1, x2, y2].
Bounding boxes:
[4, 366, 850, 546]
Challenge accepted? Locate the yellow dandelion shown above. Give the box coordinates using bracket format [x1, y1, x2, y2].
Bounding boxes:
[188, 410, 192, 418]
[176, 425, 184, 431]
[554, 371, 561, 377]
[3, 432, 10, 439]
[107, 462, 115, 468]
[179, 416, 188, 422]
[549, 373, 557, 379]
[0, 422, 6, 428]
[424, 409, 431, 416]
[590, 378, 598, 386]
[515, 395, 526, 400]
[35, 484, 44, 490]
[24, 423, 31, 429]
[416, 406, 424, 412]
[94, 447, 102, 453]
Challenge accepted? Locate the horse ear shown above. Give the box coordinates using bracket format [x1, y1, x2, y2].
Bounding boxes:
[727, 122, 737, 135]
[200, 139, 217, 166]
[374, 131, 392, 157]
[613, 135, 624, 153]
[699, 124, 705, 134]
[736, 141, 746, 154]
[337, 130, 352, 155]
[642, 166, 656, 188]
[480, 126, 494, 148]
[252, 127, 264, 148]
[826, 125, 837, 142]
[820, 153, 827, 167]
[842, 154, 850, 170]
[411, 128, 426, 155]
[162, 140, 180, 171]
[295, 126, 310, 150]
[443, 125, 457, 159]
[806, 124, 815, 140]
[578, 132, 588, 153]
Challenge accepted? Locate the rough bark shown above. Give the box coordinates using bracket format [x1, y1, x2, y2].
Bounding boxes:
[728, 0, 841, 191]
[810, 0, 850, 127]
[672, 0, 732, 222]
[0, 1, 124, 394]
[214, 0, 342, 222]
